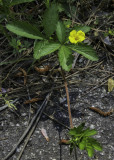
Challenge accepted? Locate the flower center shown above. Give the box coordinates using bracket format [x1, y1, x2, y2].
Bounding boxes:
[75, 36, 79, 40]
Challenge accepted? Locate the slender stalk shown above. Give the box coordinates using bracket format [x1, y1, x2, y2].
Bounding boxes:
[61, 69, 73, 128]
[60, 69, 78, 160]
[74, 146, 78, 160]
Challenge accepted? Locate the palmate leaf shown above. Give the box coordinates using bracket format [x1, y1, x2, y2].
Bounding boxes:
[69, 123, 85, 136]
[43, 3, 59, 37]
[6, 21, 43, 40]
[68, 43, 99, 61]
[56, 21, 66, 43]
[33, 40, 61, 59]
[58, 45, 74, 71]
[9, 0, 35, 6]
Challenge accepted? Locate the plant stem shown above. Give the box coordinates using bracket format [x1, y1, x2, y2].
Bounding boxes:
[74, 146, 78, 160]
[61, 69, 73, 128]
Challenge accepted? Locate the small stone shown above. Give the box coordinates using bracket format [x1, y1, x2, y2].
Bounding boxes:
[16, 123, 20, 127]
[90, 124, 95, 129]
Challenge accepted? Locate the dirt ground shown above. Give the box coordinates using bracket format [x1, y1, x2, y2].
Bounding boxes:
[0, 1, 114, 160]
[0, 57, 114, 160]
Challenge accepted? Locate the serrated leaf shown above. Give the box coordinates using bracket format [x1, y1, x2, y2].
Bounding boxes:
[57, 3, 65, 12]
[69, 123, 85, 136]
[92, 144, 103, 151]
[69, 128, 82, 136]
[6, 21, 43, 40]
[68, 43, 99, 61]
[74, 25, 91, 33]
[43, 3, 59, 37]
[9, 0, 35, 6]
[33, 40, 61, 59]
[108, 78, 114, 92]
[87, 137, 97, 143]
[58, 45, 74, 71]
[92, 142, 102, 151]
[87, 137, 102, 151]
[76, 123, 85, 133]
[86, 146, 94, 157]
[79, 139, 86, 150]
[56, 21, 66, 43]
[84, 129, 97, 137]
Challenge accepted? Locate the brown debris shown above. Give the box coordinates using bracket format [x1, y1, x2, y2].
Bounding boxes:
[19, 68, 27, 85]
[15, 72, 23, 77]
[34, 65, 50, 73]
[59, 139, 70, 145]
[89, 107, 113, 116]
[41, 128, 49, 142]
[24, 97, 43, 104]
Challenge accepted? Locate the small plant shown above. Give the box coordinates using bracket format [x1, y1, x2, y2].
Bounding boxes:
[68, 123, 102, 158]
[3, 1, 103, 159]
[0, 93, 17, 110]
[9, 37, 31, 54]
[6, 2, 98, 71]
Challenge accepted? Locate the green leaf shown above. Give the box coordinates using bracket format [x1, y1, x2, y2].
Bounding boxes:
[86, 146, 94, 157]
[92, 142, 102, 151]
[58, 45, 73, 71]
[69, 128, 81, 136]
[57, 3, 65, 13]
[68, 43, 99, 61]
[76, 123, 85, 133]
[43, 3, 59, 37]
[79, 139, 86, 150]
[69, 123, 85, 136]
[56, 21, 66, 43]
[33, 40, 61, 59]
[2, 0, 10, 6]
[9, 0, 35, 6]
[84, 129, 97, 137]
[6, 21, 43, 40]
[87, 137, 102, 151]
[74, 25, 91, 33]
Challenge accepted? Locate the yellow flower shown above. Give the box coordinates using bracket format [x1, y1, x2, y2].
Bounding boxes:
[69, 30, 85, 44]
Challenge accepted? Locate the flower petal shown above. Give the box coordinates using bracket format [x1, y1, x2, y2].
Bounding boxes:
[70, 30, 77, 37]
[69, 30, 85, 44]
